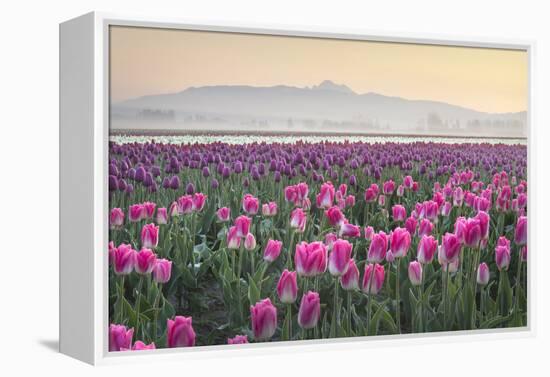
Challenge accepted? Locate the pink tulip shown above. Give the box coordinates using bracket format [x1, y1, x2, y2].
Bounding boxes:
[364, 186, 378, 202]
[169, 202, 179, 217]
[378, 194, 386, 207]
[417, 235, 438, 264]
[368, 231, 388, 263]
[324, 232, 338, 250]
[263, 239, 283, 262]
[418, 218, 433, 238]
[477, 263, 490, 286]
[328, 239, 353, 276]
[439, 233, 461, 264]
[386, 250, 395, 263]
[262, 202, 278, 217]
[290, 208, 307, 233]
[152, 258, 172, 283]
[244, 233, 256, 250]
[408, 261, 423, 286]
[383, 179, 395, 195]
[420, 200, 439, 222]
[295, 241, 327, 277]
[405, 216, 417, 235]
[440, 202, 452, 217]
[242, 194, 260, 215]
[345, 195, 356, 208]
[129, 204, 145, 222]
[316, 181, 335, 209]
[453, 187, 464, 207]
[364, 226, 374, 240]
[277, 269, 298, 304]
[110, 208, 125, 228]
[521, 245, 528, 262]
[135, 248, 157, 274]
[250, 298, 277, 340]
[227, 226, 241, 249]
[112, 244, 136, 275]
[192, 193, 207, 212]
[339, 222, 361, 238]
[141, 223, 159, 249]
[156, 207, 168, 224]
[497, 236, 511, 249]
[298, 291, 321, 329]
[227, 335, 249, 344]
[392, 204, 407, 222]
[142, 202, 156, 219]
[495, 245, 511, 271]
[217, 207, 231, 222]
[515, 216, 527, 246]
[397, 185, 405, 197]
[462, 218, 482, 248]
[412, 182, 419, 192]
[341, 259, 360, 291]
[234, 215, 252, 237]
[475, 211, 490, 240]
[390, 228, 411, 258]
[362, 264, 385, 295]
[128, 341, 156, 351]
[325, 206, 346, 227]
[108, 241, 115, 264]
[403, 175, 414, 189]
[474, 196, 491, 213]
[109, 324, 134, 352]
[177, 195, 194, 214]
[167, 316, 196, 347]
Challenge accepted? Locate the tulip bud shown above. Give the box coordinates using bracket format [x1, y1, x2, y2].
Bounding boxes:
[277, 269, 298, 304]
[141, 223, 159, 249]
[520, 245, 528, 262]
[295, 241, 327, 277]
[129, 341, 156, 351]
[378, 194, 386, 206]
[392, 204, 407, 222]
[417, 235, 438, 264]
[227, 335, 249, 344]
[339, 222, 361, 238]
[463, 218, 482, 248]
[142, 202, 156, 219]
[152, 258, 172, 283]
[217, 207, 231, 222]
[385, 250, 395, 263]
[109, 324, 134, 352]
[242, 194, 260, 215]
[262, 202, 278, 217]
[226, 226, 241, 249]
[408, 261, 423, 286]
[418, 218, 433, 237]
[135, 248, 157, 274]
[515, 216, 527, 246]
[129, 204, 145, 222]
[167, 316, 196, 347]
[324, 232, 338, 250]
[234, 215, 252, 237]
[495, 244, 511, 271]
[298, 291, 321, 329]
[250, 298, 277, 340]
[112, 244, 136, 275]
[290, 208, 307, 233]
[341, 259, 360, 291]
[316, 181, 335, 209]
[328, 239, 353, 276]
[439, 233, 461, 264]
[390, 227, 411, 258]
[362, 263, 385, 295]
[364, 226, 374, 240]
[405, 216, 417, 236]
[263, 239, 283, 262]
[110, 208, 125, 228]
[156, 207, 168, 224]
[368, 231, 388, 263]
[325, 206, 346, 228]
[477, 262, 490, 285]
[244, 233, 256, 250]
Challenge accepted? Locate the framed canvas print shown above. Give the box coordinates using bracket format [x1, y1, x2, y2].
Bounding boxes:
[60, 12, 533, 365]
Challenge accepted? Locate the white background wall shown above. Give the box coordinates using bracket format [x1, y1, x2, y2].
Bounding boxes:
[1, 0, 548, 375]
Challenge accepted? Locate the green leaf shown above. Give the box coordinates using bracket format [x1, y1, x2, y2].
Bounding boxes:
[247, 274, 261, 307]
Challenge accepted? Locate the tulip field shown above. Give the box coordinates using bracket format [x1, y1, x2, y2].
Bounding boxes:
[107, 134, 528, 351]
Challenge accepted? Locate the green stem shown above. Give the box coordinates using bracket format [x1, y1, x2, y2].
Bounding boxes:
[333, 278, 340, 338]
[117, 275, 125, 324]
[513, 250, 523, 323]
[286, 304, 292, 341]
[395, 259, 401, 333]
[444, 265, 450, 329]
[134, 275, 144, 339]
[346, 291, 352, 335]
[152, 282, 161, 342]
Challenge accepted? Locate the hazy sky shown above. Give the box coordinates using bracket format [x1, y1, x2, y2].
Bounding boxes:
[110, 26, 528, 113]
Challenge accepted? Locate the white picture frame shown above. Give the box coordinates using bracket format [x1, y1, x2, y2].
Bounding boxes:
[59, 11, 536, 365]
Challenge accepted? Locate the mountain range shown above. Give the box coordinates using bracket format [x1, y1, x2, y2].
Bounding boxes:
[111, 80, 527, 138]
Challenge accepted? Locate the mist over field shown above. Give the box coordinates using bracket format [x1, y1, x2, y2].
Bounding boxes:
[111, 80, 527, 138]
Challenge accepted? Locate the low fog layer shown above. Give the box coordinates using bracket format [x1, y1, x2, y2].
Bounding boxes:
[111, 80, 527, 138]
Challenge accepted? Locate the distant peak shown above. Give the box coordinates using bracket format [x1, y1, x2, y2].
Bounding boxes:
[312, 80, 356, 95]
